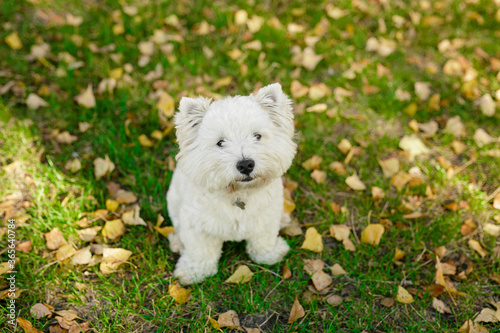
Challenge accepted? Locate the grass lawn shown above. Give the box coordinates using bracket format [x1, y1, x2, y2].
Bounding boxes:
[1, 0, 500, 332]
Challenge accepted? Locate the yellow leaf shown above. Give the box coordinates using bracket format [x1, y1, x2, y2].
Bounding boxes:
[345, 174, 366, 191]
[288, 296, 305, 324]
[283, 198, 296, 215]
[378, 158, 399, 177]
[121, 205, 146, 226]
[93, 155, 115, 179]
[100, 248, 132, 274]
[44, 228, 67, 250]
[75, 84, 96, 108]
[394, 248, 405, 260]
[390, 172, 412, 191]
[301, 227, 323, 252]
[56, 244, 76, 261]
[330, 263, 347, 276]
[168, 283, 191, 304]
[329, 224, 351, 241]
[302, 155, 322, 170]
[468, 239, 488, 258]
[337, 139, 352, 154]
[105, 199, 119, 212]
[290, 80, 309, 99]
[306, 103, 327, 113]
[26, 93, 49, 110]
[5, 32, 23, 50]
[311, 270, 332, 291]
[138, 134, 154, 147]
[102, 219, 125, 240]
[209, 317, 220, 330]
[310, 170, 326, 184]
[214, 76, 233, 89]
[225, 265, 254, 284]
[360, 224, 384, 246]
[109, 68, 123, 80]
[17, 317, 42, 333]
[71, 247, 92, 265]
[154, 214, 175, 238]
[112, 23, 125, 35]
[493, 193, 500, 210]
[396, 285, 414, 304]
[157, 92, 175, 118]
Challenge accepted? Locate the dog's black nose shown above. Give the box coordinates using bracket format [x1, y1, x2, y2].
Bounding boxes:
[236, 159, 255, 175]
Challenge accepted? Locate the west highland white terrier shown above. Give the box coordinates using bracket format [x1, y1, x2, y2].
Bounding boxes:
[167, 83, 297, 284]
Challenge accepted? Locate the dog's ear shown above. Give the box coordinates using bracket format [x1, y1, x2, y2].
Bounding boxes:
[254, 83, 294, 137]
[175, 97, 211, 154]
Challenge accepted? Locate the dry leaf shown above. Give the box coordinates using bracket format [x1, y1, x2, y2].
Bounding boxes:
[65, 158, 81, 173]
[114, 190, 137, 204]
[77, 227, 100, 242]
[380, 297, 394, 308]
[105, 199, 119, 212]
[71, 247, 92, 265]
[468, 240, 488, 257]
[17, 317, 42, 333]
[444, 116, 466, 138]
[345, 174, 366, 191]
[121, 206, 146, 226]
[218, 310, 241, 328]
[302, 155, 322, 170]
[337, 139, 352, 154]
[225, 265, 254, 284]
[94, 155, 115, 179]
[399, 135, 430, 160]
[138, 134, 154, 147]
[301, 227, 323, 252]
[371, 186, 385, 200]
[310, 170, 326, 184]
[168, 282, 191, 304]
[390, 172, 412, 191]
[100, 248, 132, 274]
[494, 194, 500, 210]
[396, 285, 414, 304]
[303, 259, 325, 275]
[45, 228, 67, 250]
[155, 214, 175, 238]
[311, 270, 332, 291]
[290, 80, 309, 98]
[329, 225, 351, 241]
[30, 303, 52, 319]
[330, 161, 347, 175]
[378, 158, 399, 177]
[343, 239, 356, 251]
[75, 84, 96, 108]
[55, 131, 78, 144]
[394, 248, 405, 260]
[102, 219, 125, 240]
[474, 128, 496, 147]
[282, 263, 292, 279]
[478, 93, 496, 117]
[361, 224, 384, 246]
[484, 223, 500, 237]
[330, 263, 347, 276]
[157, 92, 175, 118]
[26, 93, 49, 109]
[56, 244, 76, 261]
[432, 298, 451, 314]
[288, 296, 305, 324]
[306, 103, 327, 113]
[326, 295, 343, 306]
[302, 47, 323, 71]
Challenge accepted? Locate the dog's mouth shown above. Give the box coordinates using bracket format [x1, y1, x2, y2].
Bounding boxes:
[240, 177, 254, 182]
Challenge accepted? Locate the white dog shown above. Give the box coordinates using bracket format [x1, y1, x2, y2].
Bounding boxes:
[166, 83, 297, 284]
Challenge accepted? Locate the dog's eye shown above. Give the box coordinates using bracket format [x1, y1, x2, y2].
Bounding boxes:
[217, 139, 224, 147]
[254, 133, 262, 141]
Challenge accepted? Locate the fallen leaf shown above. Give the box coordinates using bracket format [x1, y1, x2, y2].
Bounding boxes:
[432, 298, 451, 314]
[484, 223, 500, 237]
[154, 214, 175, 238]
[310, 169, 326, 183]
[105, 199, 119, 212]
[329, 161, 347, 175]
[306, 103, 327, 113]
[478, 93, 496, 117]
[26, 93, 49, 109]
[225, 265, 254, 284]
[138, 134, 154, 147]
[371, 186, 385, 200]
[301, 227, 323, 252]
[474, 128, 496, 147]
[399, 135, 430, 160]
[288, 296, 305, 324]
[218, 310, 241, 328]
[114, 190, 137, 204]
[55, 131, 78, 144]
[378, 158, 399, 177]
[394, 248, 405, 260]
[16, 241, 32, 253]
[56, 244, 76, 261]
[361, 224, 384, 246]
[390, 172, 412, 191]
[475, 308, 499, 323]
[101, 219, 125, 240]
[168, 282, 191, 304]
[396, 285, 414, 304]
[45, 228, 67, 250]
[302, 47, 323, 71]
[157, 92, 175, 118]
[468, 240, 488, 258]
[311, 270, 332, 291]
[17, 317, 42, 333]
[337, 139, 352, 154]
[77, 227, 101, 242]
[342, 239, 356, 251]
[121, 205, 146, 226]
[75, 84, 96, 108]
[290, 80, 309, 98]
[302, 155, 322, 170]
[329, 225, 351, 241]
[494, 194, 500, 210]
[330, 263, 347, 276]
[30, 303, 52, 319]
[345, 174, 366, 191]
[444, 116, 466, 138]
[100, 248, 132, 274]
[71, 247, 92, 265]
[282, 263, 292, 279]
[325, 294, 343, 306]
[93, 155, 115, 179]
[65, 158, 81, 173]
[303, 259, 325, 274]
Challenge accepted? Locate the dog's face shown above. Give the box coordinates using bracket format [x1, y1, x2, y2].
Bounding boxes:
[174, 83, 297, 192]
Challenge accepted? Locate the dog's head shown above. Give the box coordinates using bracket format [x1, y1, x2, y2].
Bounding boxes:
[174, 83, 297, 192]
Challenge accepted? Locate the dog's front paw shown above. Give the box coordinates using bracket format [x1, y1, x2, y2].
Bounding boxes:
[248, 237, 290, 265]
[174, 256, 218, 285]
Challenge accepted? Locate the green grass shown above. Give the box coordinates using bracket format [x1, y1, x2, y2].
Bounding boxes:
[1, 0, 500, 332]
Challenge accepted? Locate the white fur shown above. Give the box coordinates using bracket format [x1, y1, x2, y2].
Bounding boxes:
[166, 83, 297, 284]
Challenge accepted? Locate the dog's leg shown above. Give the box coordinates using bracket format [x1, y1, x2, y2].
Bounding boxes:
[174, 231, 223, 284]
[246, 232, 290, 265]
